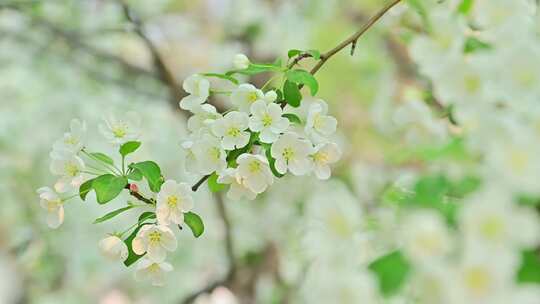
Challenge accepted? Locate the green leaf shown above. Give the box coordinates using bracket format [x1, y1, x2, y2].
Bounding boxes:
[138, 211, 156, 224]
[93, 206, 134, 224]
[282, 113, 302, 124]
[208, 172, 226, 193]
[457, 0, 474, 14]
[368, 251, 411, 297]
[283, 80, 302, 107]
[464, 37, 492, 54]
[127, 168, 143, 181]
[184, 212, 205, 238]
[227, 63, 282, 76]
[92, 174, 128, 204]
[119, 141, 141, 157]
[286, 69, 319, 95]
[202, 73, 239, 85]
[306, 49, 321, 60]
[79, 178, 95, 201]
[264, 145, 285, 178]
[128, 161, 163, 193]
[123, 224, 146, 267]
[517, 250, 540, 283]
[287, 49, 302, 58]
[90, 152, 114, 166]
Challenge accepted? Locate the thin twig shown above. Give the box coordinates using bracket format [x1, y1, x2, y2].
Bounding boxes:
[191, 175, 210, 192]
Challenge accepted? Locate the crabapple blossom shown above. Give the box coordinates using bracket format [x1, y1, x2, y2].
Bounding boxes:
[233, 53, 249, 70]
[236, 154, 273, 194]
[179, 74, 210, 111]
[217, 168, 257, 200]
[134, 257, 173, 287]
[248, 100, 289, 143]
[99, 112, 141, 145]
[37, 187, 64, 229]
[311, 142, 341, 180]
[187, 104, 222, 132]
[191, 133, 227, 175]
[211, 111, 250, 150]
[99, 235, 129, 261]
[132, 224, 177, 262]
[271, 132, 313, 176]
[51, 118, 86, 156]
[49, 150, 86, 193]
[305, 100, 337, 143]
[156, 180, 194, 225]
[230, 84, 276, 112]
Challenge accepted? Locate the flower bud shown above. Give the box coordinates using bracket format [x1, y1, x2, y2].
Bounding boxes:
[233, 53, 250, 70]
[99, 235, 129, 261]
[129, 183, 139, 192]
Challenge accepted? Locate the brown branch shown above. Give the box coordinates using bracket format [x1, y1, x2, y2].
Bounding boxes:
[124, 184, 155, 204]
[214, 192, 236, 274]
[308, 0, 403, 76]
[191, 175, 210, 192]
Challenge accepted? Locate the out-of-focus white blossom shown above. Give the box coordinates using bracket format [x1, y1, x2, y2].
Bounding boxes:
[99, 235, 128, 261]
[310, 142, 341, 180]
[37, 186, 64, 229]
[99, 112, 141, 145]
[193, 286, 238, 304]
[233, 53, 250, 70]
[51, 118, 86, 156]
[49, 151, 86, 193]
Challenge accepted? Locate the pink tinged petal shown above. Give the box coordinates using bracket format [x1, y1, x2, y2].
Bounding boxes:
[132, 237, 147, 255]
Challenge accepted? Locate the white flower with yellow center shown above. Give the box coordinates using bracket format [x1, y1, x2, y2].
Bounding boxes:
[271, 132, 313, 176]
[236, 154, 273, 194]
[311, 142, 341, 180]
[305, 100, 337, 143]
[249, 100, 289, 143]
[156, 180, 194, 226]
[217, 168, 257, 201]
[132, 224, 177, 262]
[37, 186, 64, 229]
[191, 133, 227, 175]
[179, 74, 210, 111]
[99, 112, 141, 145]
[400, 210, 453, 265]
[49, 151, 86, 193]
[99, 235, 128, 261]
[211, 111, 250, 150]
[460, 188, 540, 251]
[231, 84, 275, 112]
[134, 257, 173, 286]
[233, 53, 250, 70]
[51, 119, 86, 156]
[187, 104, 222, 132]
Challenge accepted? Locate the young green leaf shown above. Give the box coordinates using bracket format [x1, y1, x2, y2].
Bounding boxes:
[138, 211, 156, 224]
[90, 152, 115, 166]
[228, 63, 282, 76]
[93, 205, 135, 224]
[92, 174, 128, 204]
[208, 172, 226, 193]
[286, 69, 319, 95]
[127, 168, 143, 181]
[368, 250, 411, 297]
[202, 73, 239, 85]
[128, 161, 163, 192]
[287, 49, 302, 58]
[264, 145, 285, 178]
[517, 250, 540, 283]
[457, 0, 474, 15]
[282, 113, 302, 124]
[464, 37, 492, 54]
[184, 212, 204, 238]
[123, 224, 146, 267]
[306, 49, 321, 60]
[283, 80, 302, 108]
[79, 178, 95, 201]
[119, 141, 141, 157]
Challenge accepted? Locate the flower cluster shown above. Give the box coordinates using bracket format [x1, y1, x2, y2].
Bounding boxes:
[180, 55, 341, 201]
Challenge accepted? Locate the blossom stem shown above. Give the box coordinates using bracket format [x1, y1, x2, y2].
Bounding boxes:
[191, 175, 210, 192]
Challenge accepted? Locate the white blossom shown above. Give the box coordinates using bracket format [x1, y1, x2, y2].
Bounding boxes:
[156, 180, 194, 225]
[217, 168, 257, 201]
[211, 111, 250, 150]
[233, 53, 250, 70]
[37, 186, 64, 229]
[49, 151, 86, 193]
[132, 224, 177, 262]
[271, 132, 313, 176]
[236, 154, 273, 194]
[51, 118, 86, 156]
[99, 112, 141, 145]
[230, 84, 275, 112]
[179, 74, 210, 111]
[187, 104, 222, 132]
[311, 142, 341, 180]
[249, 100, 289, 143]
[99, 235, 128, 261]
[305, 100, 337, 142]
[191, 133, 227, 175]
[134, 257, 173, 286]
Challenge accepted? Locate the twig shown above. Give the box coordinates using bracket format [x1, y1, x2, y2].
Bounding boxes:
[124, 185, 154, 205]
[214, 192, 236, 274]
[191, 175, 210, 192]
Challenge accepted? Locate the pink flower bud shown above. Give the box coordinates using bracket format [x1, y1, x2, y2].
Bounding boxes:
[129, 183, 139, 192]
